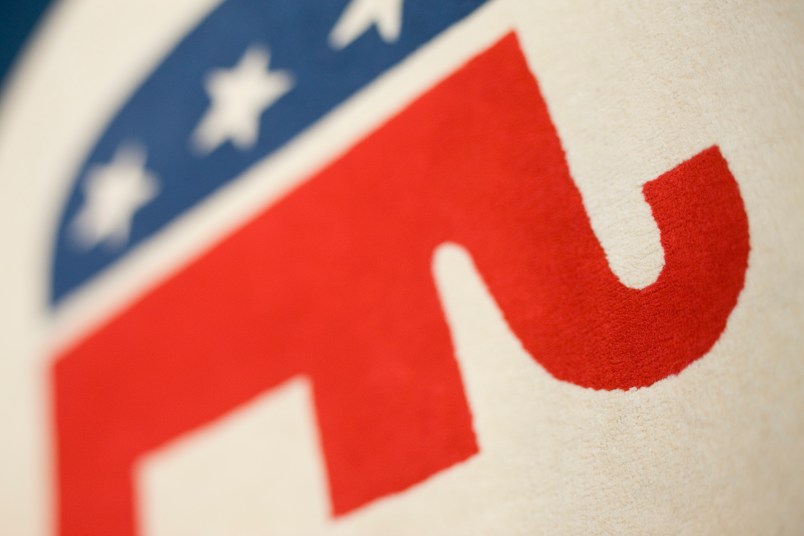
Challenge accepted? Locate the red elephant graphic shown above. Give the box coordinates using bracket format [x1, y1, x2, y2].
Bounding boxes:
[52, 34, 749, 535]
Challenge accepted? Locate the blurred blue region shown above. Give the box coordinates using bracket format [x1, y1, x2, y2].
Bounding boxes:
[0, 0, 53, 87]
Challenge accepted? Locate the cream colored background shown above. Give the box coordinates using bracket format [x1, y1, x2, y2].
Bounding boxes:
[0, 1, 802, 534]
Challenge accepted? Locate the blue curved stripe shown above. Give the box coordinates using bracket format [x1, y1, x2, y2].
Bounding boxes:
[51, 0, 488, 305]
[0, 0, 53, 89]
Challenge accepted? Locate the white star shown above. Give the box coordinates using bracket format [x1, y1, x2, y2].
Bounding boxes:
[70, 144, 159, 250]
[192, 47, 294, 153]
[328, 0, 405, 50]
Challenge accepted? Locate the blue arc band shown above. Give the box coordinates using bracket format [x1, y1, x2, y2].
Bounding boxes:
[50, 0, 489, 305]
[0, 0, 52, 88]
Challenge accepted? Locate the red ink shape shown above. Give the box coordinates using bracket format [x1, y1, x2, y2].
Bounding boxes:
[52, 34, 749, 535]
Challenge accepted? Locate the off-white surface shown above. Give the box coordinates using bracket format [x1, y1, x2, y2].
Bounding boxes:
[0, 1, 802, 534]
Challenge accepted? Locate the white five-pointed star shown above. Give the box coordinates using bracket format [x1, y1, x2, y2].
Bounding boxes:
[192, 47, 294, 154]
[70, 145, 158, 250]
[328, 0, 405, 50]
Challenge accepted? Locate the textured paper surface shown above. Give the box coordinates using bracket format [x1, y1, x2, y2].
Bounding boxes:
[0, 1, 802, 534]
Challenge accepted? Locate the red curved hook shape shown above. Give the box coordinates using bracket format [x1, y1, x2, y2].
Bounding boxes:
[52, 33, 749, 535]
